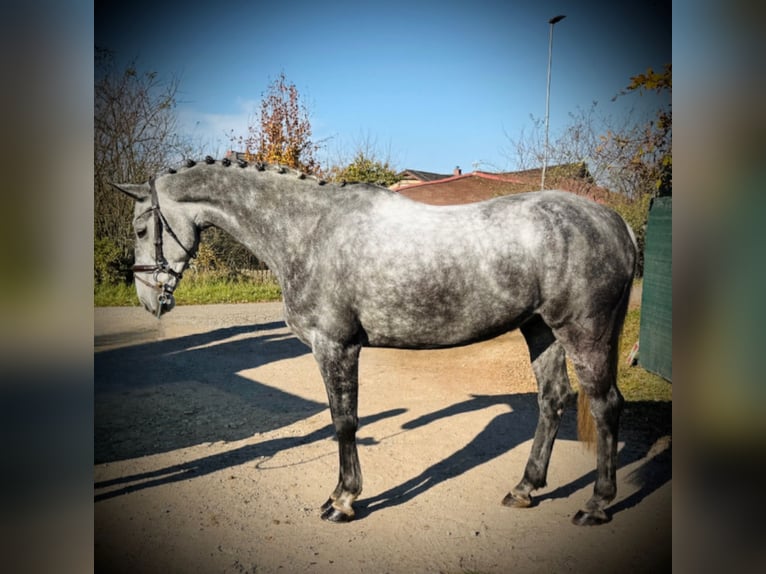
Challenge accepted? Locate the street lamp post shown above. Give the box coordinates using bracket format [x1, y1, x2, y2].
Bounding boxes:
[541, 14, 566, 190]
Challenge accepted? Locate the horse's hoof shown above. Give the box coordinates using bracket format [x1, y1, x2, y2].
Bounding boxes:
[571, 508, 611, 525]
[320, 498, 334, 513]
[321, 505, 354, 523]
[502, 492, 532, 508]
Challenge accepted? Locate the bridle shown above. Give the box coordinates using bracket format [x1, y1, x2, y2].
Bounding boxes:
[131, 177, 195, 317]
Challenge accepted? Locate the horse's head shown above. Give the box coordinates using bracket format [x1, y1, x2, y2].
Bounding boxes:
[112, 176, 199, 317]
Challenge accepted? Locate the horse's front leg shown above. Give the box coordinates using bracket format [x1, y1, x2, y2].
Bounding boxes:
[312, 337, 363, 523]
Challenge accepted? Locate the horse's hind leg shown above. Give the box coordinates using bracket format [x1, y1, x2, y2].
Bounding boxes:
[555, 317, 625, 526]
[312, 337, 363, 523]
[503, 315, 575, 508]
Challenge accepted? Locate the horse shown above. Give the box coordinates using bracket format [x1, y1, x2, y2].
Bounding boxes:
[113, 157, 637, 525]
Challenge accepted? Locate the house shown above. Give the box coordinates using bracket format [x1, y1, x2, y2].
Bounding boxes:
[392, 162, 612, 206]
[389, 168, 458, 191]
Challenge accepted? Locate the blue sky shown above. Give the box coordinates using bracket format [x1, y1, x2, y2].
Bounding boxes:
[96, 0, 670, 174]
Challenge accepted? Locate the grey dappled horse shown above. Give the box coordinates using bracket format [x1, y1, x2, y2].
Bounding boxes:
[114, 158, 637, 525]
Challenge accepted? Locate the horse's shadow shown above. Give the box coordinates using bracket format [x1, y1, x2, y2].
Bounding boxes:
[357, 393, 563, 518]
[357, 394, 672, 522]
[95, 321, 324, 463]
[94, 407, 407, 502]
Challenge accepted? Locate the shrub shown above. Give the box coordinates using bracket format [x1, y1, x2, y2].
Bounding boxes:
[189, 242, 222, 273]
[94, 237, 125, 285]
[605, 192, 652, 277]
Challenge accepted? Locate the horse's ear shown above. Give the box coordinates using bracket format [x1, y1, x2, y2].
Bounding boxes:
[110, 182, 150, 200]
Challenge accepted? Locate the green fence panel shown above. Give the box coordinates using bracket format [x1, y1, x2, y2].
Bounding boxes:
[638, 196, 672, 381]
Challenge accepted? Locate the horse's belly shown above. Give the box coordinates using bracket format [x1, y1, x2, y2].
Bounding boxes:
[360, 299, 529, 349]
[354, 262, 537, 348]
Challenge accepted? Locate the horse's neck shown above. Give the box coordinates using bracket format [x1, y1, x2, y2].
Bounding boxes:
[181, 174, 330, 280]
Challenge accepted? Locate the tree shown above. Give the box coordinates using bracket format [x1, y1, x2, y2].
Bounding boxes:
[324, 131, 401, 186]
[94, 48, 191, 282]
[505, 64, 671, 199]
[235, 72, 321, 173]
[601, 63, 672, 197]
[504, 102, 607, 186]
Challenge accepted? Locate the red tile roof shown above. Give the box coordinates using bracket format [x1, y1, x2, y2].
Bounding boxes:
[394, 164, 614, 205]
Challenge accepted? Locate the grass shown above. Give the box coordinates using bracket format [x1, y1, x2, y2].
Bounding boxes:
[94, 281, 140, 307]
[617, 307, 672, 402]
[94, 270, 282, 307]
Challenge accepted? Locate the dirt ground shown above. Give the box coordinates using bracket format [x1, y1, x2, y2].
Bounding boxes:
[94, 294, 671, 573]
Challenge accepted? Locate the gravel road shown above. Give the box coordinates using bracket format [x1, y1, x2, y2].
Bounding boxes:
[95, 301, 671, 573]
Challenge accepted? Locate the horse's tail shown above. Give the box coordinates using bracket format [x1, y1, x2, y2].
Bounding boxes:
[577, 218, 635, 446]
[576, 302, 627, 447]
[577, 389, 596, 446]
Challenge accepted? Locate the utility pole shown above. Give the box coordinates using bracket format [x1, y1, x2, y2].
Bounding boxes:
[541, 14, 566, 190]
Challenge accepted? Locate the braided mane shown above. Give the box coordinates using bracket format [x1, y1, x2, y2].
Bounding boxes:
[161, 156, 330, 184]
[160, 156, 390, 189]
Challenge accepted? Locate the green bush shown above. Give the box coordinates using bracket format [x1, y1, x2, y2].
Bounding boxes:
[605, 192, 652, 277]
[94, 237, 125, 285]
[328, 151, 401, 187]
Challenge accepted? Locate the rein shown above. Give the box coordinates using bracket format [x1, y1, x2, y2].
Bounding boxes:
[131, 177, 195, 316]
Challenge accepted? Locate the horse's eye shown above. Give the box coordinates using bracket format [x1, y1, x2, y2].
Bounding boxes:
[136, 226, 148, 239]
